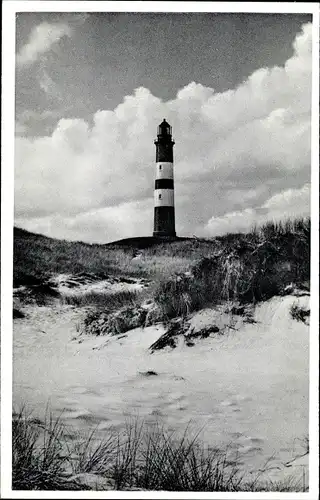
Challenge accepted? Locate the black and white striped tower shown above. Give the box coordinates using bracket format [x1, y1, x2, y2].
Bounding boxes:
[153, 119, 176, 238]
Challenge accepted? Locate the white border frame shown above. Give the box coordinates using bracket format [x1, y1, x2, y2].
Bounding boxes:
[1, 2, 319, 499]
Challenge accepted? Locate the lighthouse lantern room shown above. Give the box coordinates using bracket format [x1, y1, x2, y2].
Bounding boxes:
[153, 119, 176, 238]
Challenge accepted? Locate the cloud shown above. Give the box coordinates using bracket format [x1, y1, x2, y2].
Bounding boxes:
[203, 183, 310, 237]
[38, 69, 56, 95]
[15, 109, 59, 137]
[16, 22, 72, 67]
[15, 200, 153, 244]
[15, 23, 312, 243]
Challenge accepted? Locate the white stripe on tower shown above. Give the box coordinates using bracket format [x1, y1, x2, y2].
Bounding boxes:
[154, 188, 174, 207]
[155, 162, 173, 180]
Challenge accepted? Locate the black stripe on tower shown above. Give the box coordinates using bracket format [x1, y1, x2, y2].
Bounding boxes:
[153, 207, 176, 237]
[156, 145, 173, 162]
[155, 179, 174, 190]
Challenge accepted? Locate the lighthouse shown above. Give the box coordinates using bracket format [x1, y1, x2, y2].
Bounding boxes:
[153, 119, 176, 238]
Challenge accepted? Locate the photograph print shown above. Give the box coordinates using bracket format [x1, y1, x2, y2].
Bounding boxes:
[3, 2, 318, 497]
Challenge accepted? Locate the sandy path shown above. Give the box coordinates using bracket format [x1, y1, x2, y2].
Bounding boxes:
[13, 295, 309, 485]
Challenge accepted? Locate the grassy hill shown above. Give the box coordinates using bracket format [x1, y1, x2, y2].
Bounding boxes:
[13, 228, 167, 286]
[107, 235, 191, 248]
[13, 228, 202, 287]
[14, 218, 310, 309]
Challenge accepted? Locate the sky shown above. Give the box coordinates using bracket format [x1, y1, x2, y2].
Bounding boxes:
[14, 11, 312, 243]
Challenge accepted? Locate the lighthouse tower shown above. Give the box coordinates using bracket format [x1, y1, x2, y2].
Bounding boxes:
[153, 119, 176, 238]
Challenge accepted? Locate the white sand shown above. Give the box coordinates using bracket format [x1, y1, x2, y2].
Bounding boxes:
[52, 273, 146, 296]
[13, 294, 309, 485]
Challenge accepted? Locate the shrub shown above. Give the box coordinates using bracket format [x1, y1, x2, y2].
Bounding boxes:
[83, 305, 148, 336]
[154, 275, 205, 319]
[153, 218, 311, 319]
[290, 303, 310, 323]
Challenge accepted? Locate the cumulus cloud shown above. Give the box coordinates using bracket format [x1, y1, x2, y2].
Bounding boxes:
[15, 200, 153, 244]
[203, 183, 310, 237]
[15, 23, 312, 243]
[16, 22, 72, 67]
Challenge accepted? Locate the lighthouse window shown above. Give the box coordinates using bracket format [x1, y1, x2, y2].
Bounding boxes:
[159, 165, 162, 170]
[159, 194, 162, 200]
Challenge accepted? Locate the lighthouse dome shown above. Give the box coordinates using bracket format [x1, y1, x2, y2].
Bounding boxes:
[157, 118, 171, 136]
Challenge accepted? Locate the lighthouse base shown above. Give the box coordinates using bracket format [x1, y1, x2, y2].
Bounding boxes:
[153, 207, 176, 238]
[153, 231, 177, 239]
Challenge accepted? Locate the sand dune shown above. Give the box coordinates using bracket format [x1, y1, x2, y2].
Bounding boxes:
[13, 293, 309, 485]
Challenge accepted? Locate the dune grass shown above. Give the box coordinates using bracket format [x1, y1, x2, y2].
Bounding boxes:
[12, 407, 84, 490]
[154, 218, 310, 319]
[61, 288, 144, 310]
[14, 217, 309, 295]
[13, 228, 196, 288]
[14, 217, 310, 332]
[12, 407, 308, 492]
[13, 227, 143, 287]
[52, 216, 310, 333]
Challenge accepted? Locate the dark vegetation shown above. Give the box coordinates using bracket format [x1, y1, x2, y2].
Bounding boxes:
[13, 307, 25, 319]
[290, 303, 310, 323]
[154, 218, 310, 320]
[148, 320, 222, 352]
[14, 218, 310, 296]
[14, 218, 310, 334]
[83, 303, 149, 337]
[14, 282, 60, 306]
[62, 289, 143, 310]
[12, 407, 307, 492]
[148, 319, 189, 352]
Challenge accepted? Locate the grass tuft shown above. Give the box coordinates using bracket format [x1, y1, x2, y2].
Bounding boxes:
[12, 407, 84, 490]
[12, 408, 308, 492]
[70, 428, 117, 476]
[61, 289, 143, 310]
